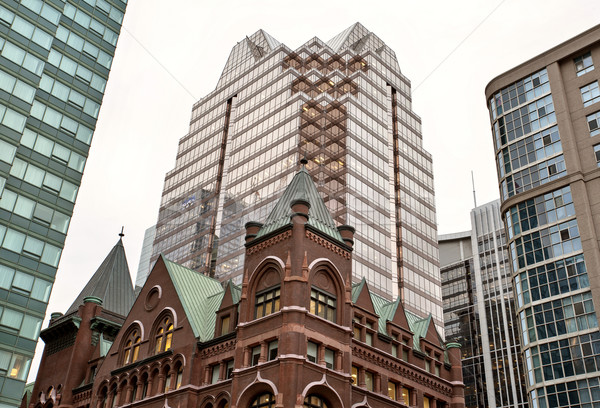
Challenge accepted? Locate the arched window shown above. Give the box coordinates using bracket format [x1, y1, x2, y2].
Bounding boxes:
[250, 393, 275, 408]
[304, 395, 328, 408]
[130, 376, 138, 403]
[154, 317, 174, 353]
[122, 329, 141, 365]
[174, 363, 183, 389]
[162, 365, 172, 393]
[109, 384, 117, 408]
[140, 373, 149, 399]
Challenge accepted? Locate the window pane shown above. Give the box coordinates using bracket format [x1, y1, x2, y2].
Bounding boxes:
[13, 196, 34, 218]
[3, 229, 25, 252]
[12, 271, 33, 292]
[31, 278, 52, 302]
[33, 203, 53, 225]
[24, 165, 44, 187]
[0, 189, 17, 211]
[1, 308, 23, 329]
[23, 236, 44, 257]
[41, 244, 61, 267]
[20, 315, 41, 339]
[0, 265, 15, 289]
[51, 211, 69, 233]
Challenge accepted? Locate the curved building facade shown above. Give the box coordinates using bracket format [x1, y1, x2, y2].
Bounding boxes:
[485, 25, 600, 408]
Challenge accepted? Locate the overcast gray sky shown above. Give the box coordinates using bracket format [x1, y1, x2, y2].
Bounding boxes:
[27, 0, 600, 380]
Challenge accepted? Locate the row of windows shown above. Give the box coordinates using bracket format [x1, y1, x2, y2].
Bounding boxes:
[120, 316, 173, 366]
[30, 100, 94, 145]
[489, 68, 550, 121]
[0, 304, 41, 340]
[515, 254, 588, 310]
[521, 291, 597, 343]
[0, 37, 44, 76]
[497, 125, 562, 179]
[63, 3, 120, 46]
[0, 5, 53, 50]
[501, 154, 566, 200]
[510, 219, 581, 272]
[79, 0, 125, 25]
[10, 157, 79, 202]
[0, 264, 52, 303]
[505, 186, 574, 239]
[47, 49, 107, 94]
[0, 188, 70, 233]
[532, 376, 600, 408]
[20, 128, 87, 173]
[0, 68, 36, 103]
[56, 25, 112, 69]
[0, 225, 61, 266]
[39, 73, 101, 118]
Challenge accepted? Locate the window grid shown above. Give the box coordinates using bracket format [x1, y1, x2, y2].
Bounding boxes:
[254, 286, 280, 318]
[310, 288, 336, 323]
[502, 154, 566, 200]
[489, 68, 550, 120]
[594, 144, 600, 167]
[574, 52, 594, 76]
[581, 82, 600, 107]
[587, 111, 600, 136]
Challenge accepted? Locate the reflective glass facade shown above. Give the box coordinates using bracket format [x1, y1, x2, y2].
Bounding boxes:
[151, 23, 443, 329]
[486, 26, 600, 408]
[0, 0, 126, 405]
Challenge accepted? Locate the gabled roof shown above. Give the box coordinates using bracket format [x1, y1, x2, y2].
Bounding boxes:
[162, 257, 224, 341]
[255, 164, 343, 243]
[66, 238, 135, 317]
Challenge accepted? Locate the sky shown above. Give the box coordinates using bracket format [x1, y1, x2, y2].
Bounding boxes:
[27, 0, 599, 381]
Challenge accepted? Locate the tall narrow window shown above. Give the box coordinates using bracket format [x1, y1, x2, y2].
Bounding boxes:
[154, 316, 174, 353]
[307, 341, 318, 363]
[324, 348, 335, 369]
[251, 345, 261, 366]
[267, 340, 278, 361]
[310, 287, 336, 323]
[122, 329, 141, 365]
[220, 315, 230, 335]
[387, 381, 397, 400]
[255, 286, 280, 318]
[226, 360, 234, 379]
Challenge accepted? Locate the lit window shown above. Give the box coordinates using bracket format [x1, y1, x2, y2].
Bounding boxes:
[251, 393, 275, 408]
[575, 52, 594, 76]
[122, 329, 141, 365]
[588, 111, 600, 136]
[351, 366, 358, 385]
[155, 317, 174, 354]
[581, 81, 600, 107]
[401, 387, 410, 405]
[424, 396, 431, 408]
[304, 395, 328, 408]
[255, 286, 280, 318]
[220, 315, 230, 335]
[595, 145, 600, 167]
[310, 288, 336, 323]
[175, 366, 183, 389]
[387, 381, 397, 400]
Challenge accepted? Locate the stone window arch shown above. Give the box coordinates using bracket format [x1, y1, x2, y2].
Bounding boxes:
[152, 313, 174, 354]
[308, 262, 344, 324]
[121, 326, 142, 366]
[250, 393, 275, 408]
[249, 261, 283, 320]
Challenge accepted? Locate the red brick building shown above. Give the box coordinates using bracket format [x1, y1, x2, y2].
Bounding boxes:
[26, 163, 465, 408]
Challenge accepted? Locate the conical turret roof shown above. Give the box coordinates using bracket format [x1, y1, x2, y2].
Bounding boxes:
[66, 238, 135, 317]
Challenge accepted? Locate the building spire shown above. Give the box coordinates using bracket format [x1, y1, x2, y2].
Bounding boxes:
[119, 226, 125, 238]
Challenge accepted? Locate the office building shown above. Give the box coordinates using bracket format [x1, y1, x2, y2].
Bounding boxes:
[485, 25, 600, 407]
[134, 225, 156, 292]
[440, 201, 528, 408]
[151, 23, 443, 330]
[27, 165, 465, 408]
[0, 0, 127, 405]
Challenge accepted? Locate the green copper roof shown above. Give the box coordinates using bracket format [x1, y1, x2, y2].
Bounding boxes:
[405, 312, 432, 353]
[254, 165, 343, 242]
[162, 257, 224, 341]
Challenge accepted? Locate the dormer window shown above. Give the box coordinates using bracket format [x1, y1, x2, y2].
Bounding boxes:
[155, 317, 174, 353]
[255, 286, 280, 318]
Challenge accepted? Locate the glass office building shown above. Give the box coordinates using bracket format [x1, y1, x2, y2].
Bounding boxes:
[0, 0, 126, 405]
[485, 25, 600, 407]
[151, 23, 444, 330]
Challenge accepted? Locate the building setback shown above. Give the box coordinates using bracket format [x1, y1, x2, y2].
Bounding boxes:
[485, 24, 600, 407]
[149, 23, 443, 330]
[0, 0, 127, 405]
[440, 201, 528, 408]
[26, 165, 465, 408]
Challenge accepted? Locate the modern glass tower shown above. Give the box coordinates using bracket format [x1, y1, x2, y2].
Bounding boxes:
[151, 23, 444, 330]
[440, 200, 528, 408]
[0, 0, 126, 405]
[486, 25, 600, 407]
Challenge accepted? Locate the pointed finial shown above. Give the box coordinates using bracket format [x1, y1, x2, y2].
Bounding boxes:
[119, 226, 124, 238]
[300, 157, 308, 166]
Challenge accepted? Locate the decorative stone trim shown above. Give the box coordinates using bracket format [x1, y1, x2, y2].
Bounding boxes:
[306, 231, 351, 259]
[247, 231, 292, 254]
[200, 339, 237, 359]
[352, 345, 452, 397]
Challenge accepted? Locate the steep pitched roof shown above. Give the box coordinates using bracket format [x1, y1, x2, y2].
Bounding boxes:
[66, 238, 135, 317]
[255, 164, 343, 242]
[162, 257, 225, 341]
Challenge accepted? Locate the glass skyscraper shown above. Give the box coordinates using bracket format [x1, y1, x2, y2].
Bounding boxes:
[486, 25, 600, 407]
[440, 200, 528, 408]
[0, 0, 126, 405]
[151, 23, 444, 330]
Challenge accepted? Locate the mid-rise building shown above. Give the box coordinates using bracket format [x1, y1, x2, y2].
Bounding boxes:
[0, 0, 127, 405]
[485, 24, 600, 407]
[440, 201, 528, 408]
[150, 23, 443, 330]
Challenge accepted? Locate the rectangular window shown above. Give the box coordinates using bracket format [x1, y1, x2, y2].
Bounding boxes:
[255, 286, 280, 318]
[581, 81, 600, 107]
[226, 360, 234, 379]
[391, 343, 398, 358]
[575, 52, 594, 76]
[351, 366, 358, 385]
[588, 111, 600, 136]
[211, 364, 219, 384]
[267, 340, 278, 361]
[364, 371, 373, 391]
[387, 381, 396, 400]
[324, 348, 334, 369]
[307, 341, 318, 363]
[251, 346, 261, 366]
[595, 145, 600, 167]
[401, 387, 409, 403]
[310, 287, 336, 323]
[220, 315, 230, 335]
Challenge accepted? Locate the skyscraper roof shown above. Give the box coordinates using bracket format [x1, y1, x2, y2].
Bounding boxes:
[66, 238, 135, 317]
